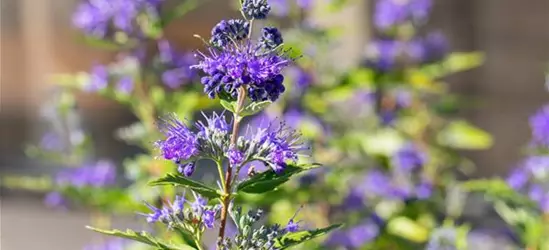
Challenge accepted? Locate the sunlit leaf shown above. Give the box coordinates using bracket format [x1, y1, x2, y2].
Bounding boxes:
[437, 120, 493, 150]
[387, 216, 429, 243]
[149, 173, 221, 199]
[220, 99, 237, 113]
[274, 224, 343, 249]
[87, 227, 193, 250]
[236, 163, 321, 194]
[240, 101, 271, 117]
[362, 129, 404, 156]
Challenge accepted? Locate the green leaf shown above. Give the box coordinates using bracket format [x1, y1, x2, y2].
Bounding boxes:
[461, 179, 536, 209]
[275, 224, 342, 249]
[443, 52, 485, 74]
[362, 129, 405, 156]
[421, 52, 485, 79]
[240, 101, 271, 117]
[437, 120, 493, 150]
[387, 216, 429, 243]
[149, 173, 221, 199]
[87, 227, 194, 250]
[236, 163, 321, 194]
[220, 99, 236, 113]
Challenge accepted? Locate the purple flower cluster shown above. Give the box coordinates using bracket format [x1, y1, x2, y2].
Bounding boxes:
[157, 40, 197, 89]
[142, 193, 218, 229]
[155, 113, 306, 175]
[245, 121, 307, 173]
[374, 0, 432, 30]
[325, 220, 380, 248]
[529, 104, 549, 147]
[56, 160, 117, 188]
[156, 114, 200, 163]
[194, 41, 290, 102]
[193, 16, 291, 102]
[72, 0, 163, 38]
[506, 156, 549, 213]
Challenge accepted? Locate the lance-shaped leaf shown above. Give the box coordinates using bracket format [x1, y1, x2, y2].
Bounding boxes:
[149, 173, 221, 199]
[87, 227, 195, 250]
[236, 163, 321, 194]
[386, 217, 429, 243]
[437, 120, 493, 150]
[274, 224, 343, 249]
[240, 100, 271, 117]
[220, 99, 237, 113]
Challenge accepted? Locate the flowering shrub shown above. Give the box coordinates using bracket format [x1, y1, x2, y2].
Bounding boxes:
[87, 0, 340, 249]
[3, 0, 547, 249]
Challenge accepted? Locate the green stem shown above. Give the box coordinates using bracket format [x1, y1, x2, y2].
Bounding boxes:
[217, 87, 247, 244]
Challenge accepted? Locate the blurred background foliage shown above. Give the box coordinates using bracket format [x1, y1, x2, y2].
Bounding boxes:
[1, 0, 548, 249]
